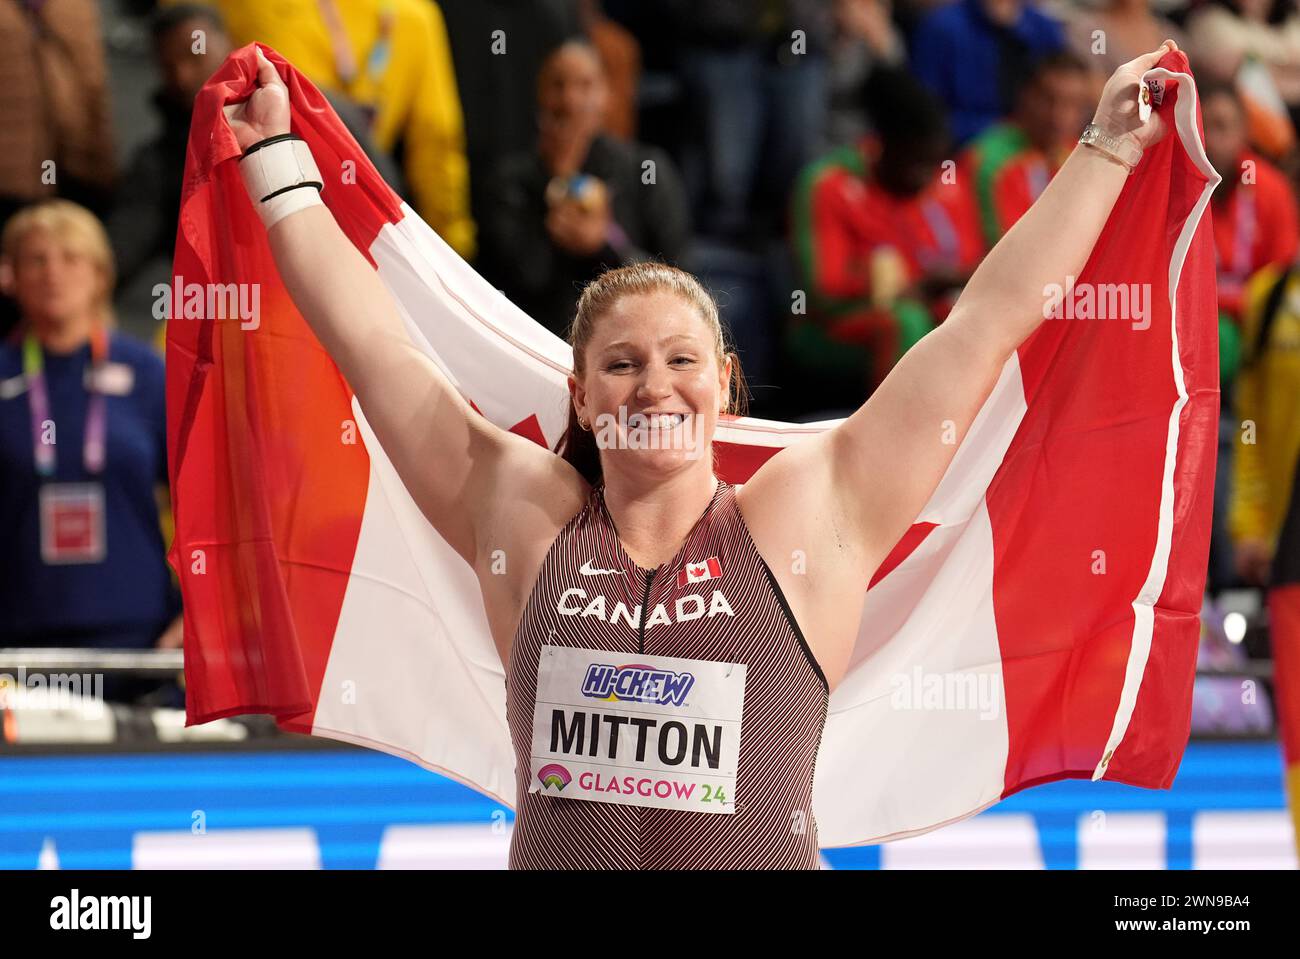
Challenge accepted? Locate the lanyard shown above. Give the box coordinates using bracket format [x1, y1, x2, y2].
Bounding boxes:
[317, 0, 393, 107]
[919, 197, 960, 270]
[24, 327, 108, 477]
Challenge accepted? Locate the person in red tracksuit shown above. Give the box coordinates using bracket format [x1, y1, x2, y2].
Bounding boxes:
[958, 51, 1093, 248]
[1203, 82, 1298, 327]
[790, 67, 985, 413]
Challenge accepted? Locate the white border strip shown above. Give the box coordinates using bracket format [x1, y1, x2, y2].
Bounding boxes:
[1092, 68, 1222, 780]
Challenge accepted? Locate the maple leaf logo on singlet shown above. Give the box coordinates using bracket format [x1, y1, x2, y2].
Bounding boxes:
[676, 557, 722, 588]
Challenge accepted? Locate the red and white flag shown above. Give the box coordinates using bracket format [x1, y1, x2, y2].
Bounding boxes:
[167, 45, 1220, 846]
[677, 557, 722, 588]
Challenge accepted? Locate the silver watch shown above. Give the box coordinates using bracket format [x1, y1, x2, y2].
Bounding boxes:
[1079, 123, 1143, 173]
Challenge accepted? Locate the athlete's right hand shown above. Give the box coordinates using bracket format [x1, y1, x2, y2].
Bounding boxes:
[224, 46, 291, 153]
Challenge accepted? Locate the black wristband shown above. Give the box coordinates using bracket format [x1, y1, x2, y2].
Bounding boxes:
[241, 132, 301, 160]
[259, 181, 324, 203]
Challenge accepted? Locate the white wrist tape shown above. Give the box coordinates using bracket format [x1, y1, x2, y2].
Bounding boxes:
[238, 135, 324, 228]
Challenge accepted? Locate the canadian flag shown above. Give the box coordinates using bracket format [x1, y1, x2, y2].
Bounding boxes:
[167, 45, 1219, 847]
[677, 557, 723, 588]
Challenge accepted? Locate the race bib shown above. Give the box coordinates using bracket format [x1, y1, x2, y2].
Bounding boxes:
[529, 644, 746, 814]
[39, 482, 106, 565]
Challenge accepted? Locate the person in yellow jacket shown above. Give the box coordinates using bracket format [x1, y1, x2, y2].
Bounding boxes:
[187, 0, 475, 260]
[1231, 260, 1300, 859]
[1231, 261, 1300, 583]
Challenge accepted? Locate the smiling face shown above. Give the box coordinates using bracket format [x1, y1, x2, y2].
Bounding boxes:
[570, 290, 731, 483]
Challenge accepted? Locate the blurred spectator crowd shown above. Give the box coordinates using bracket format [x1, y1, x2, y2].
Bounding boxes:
[1, 0, 1298, 721]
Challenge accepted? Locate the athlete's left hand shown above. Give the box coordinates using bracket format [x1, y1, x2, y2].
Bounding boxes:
[1092, 39, 1177, 154]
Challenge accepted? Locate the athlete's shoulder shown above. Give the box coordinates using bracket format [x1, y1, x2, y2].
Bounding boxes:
[549, 478, 604, 535]
[712, 480, 753, 534]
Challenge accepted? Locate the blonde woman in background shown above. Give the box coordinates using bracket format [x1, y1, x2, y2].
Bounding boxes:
[0, 201, 181, 703]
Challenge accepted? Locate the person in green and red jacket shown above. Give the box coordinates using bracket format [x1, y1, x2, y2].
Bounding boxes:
[788, 67, 984, 415]
[959, 50, 1093, 249]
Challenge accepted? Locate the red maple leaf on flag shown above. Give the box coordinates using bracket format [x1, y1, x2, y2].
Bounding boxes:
[466, 399, 549, 449]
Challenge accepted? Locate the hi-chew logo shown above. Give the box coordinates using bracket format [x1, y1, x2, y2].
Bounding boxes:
[582, 663, 695, 706]
[537, 764, 572, 790]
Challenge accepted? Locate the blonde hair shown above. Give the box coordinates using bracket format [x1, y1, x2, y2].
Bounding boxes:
[1, 199, 117, 329]
[559, 262, 749, 484]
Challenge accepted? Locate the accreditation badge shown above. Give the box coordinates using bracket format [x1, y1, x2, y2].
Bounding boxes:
[529, 644, 746, 814]
[83, 361, 135, 396]
[39, 482, 107, 565]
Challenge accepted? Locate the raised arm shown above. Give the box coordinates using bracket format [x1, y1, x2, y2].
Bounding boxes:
[745, 42, 1177, 592]
[226, 49, 585, 567]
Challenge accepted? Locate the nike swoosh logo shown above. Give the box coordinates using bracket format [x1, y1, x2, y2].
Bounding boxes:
[580, 559, 624, 576]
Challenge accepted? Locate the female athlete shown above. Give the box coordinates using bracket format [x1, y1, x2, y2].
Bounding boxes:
[225, 40, 1175, 868]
